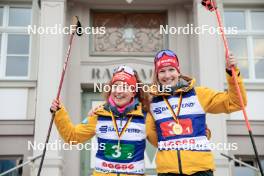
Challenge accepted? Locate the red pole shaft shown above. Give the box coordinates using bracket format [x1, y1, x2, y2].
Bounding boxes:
[37, 32, 75, 176]
[56, 33, 74, 100]
[210, 1, 263, 175]
[213, 5, 252, 131]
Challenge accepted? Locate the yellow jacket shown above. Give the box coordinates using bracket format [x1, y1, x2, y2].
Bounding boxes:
[149, 68, 247, 175]
[54, 102, 158, 176]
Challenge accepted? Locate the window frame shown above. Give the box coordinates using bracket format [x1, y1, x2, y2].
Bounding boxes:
[225, 8, 264, 82]
[0, 4, 32, 80]
[0, 155, 23, 176]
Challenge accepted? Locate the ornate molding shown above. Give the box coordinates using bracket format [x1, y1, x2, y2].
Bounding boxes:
[91, 11, 167, 56]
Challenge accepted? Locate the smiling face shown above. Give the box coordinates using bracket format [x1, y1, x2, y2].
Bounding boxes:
[110, 81, 135, 107]
[157, 66, 180, 86]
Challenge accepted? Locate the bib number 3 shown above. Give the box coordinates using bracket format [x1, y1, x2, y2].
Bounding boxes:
[112, 145, 121, 158]
[111, 145, 133, 159]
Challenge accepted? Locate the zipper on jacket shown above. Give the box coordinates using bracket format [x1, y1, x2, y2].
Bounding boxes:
[177, 150, 183, 174]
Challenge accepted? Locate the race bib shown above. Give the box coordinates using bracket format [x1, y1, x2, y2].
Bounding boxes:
[160, 118, 193, 137]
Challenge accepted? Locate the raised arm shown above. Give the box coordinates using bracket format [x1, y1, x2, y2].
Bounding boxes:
[51, 100, 97, 144]
[195, 68, 247, 114]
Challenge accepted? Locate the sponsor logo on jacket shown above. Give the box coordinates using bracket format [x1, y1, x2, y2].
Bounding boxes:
[153, 102, 195, 114]
[99, 125, 142, 134]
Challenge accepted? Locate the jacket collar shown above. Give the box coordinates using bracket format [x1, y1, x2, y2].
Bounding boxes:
[95, 102, 144, 117]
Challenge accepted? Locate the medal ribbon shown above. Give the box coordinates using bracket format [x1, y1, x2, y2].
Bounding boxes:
[110, 110, 133, 148]
[163, 93, 183, 124]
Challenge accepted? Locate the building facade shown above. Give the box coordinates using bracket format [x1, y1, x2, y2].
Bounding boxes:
[0, 0, 263, 175]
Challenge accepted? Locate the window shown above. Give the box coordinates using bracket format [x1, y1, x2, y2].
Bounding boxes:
[0, 156, 23, 176]
[233, 155, 264, 176]
[0, 7, 3, 26]
[0, 88, 28, 120]
[224, 9, 264, 81]
[0, 5, 31, 79]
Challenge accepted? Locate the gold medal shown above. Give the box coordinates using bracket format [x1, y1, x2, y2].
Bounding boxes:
[163, 94, 184, 135]
[173, 123, 183, 135]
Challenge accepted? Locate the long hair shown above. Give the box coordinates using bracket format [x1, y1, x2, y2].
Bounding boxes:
[152, 68, 160, 87]
[103, 70, 150, 112]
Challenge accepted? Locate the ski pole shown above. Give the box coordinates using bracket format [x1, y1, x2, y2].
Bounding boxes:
[201, 1, 264, 176]
[37, 16, 83, 176]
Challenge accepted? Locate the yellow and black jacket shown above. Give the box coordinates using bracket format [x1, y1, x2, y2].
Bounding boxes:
[54, 101, 157, 176]
[149, 68, 247, 175]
